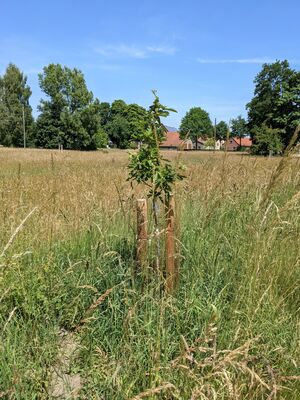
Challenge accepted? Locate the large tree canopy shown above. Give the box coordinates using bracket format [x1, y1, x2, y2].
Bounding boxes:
[5, 60, 299, 153]
[179, 107, 213, 149]
[105, 100, 148, 148]
[215, 120, 228, 141]
[0, 64, 34, 147]
[35, 64, 106, 150]
[247, 60, 300, 147]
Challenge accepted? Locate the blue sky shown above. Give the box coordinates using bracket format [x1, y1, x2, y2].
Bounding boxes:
[1, 0, 299, 127]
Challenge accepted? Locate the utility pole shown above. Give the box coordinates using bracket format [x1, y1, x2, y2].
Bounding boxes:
[214, 118, 217, 151]
[22, 104, 26, 149]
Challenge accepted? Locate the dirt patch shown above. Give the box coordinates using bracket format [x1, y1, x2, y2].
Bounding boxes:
[49, 329, 82, 399]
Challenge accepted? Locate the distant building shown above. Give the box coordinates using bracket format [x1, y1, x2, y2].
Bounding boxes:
[226, 137, 252, 151]
[160, 131, 193, 150]
[197, 138, 224, 150]
[215, 139, 225, 150]
[195, 138, 206, 149]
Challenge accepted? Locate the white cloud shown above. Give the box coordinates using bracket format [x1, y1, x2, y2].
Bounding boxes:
[146, 45, 177, 55]
[95, 45, 146, 58]
[94, 44, 177, 59]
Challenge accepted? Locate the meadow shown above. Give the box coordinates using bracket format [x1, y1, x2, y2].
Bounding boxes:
[0, 147, 299, 399]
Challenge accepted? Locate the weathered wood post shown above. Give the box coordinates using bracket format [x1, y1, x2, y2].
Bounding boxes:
[136, 199, 148, 274]
[166, 194, 176, 293]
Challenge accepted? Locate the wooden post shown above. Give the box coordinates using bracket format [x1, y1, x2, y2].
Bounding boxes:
[166, 194, 176, 293]
[136, 199, 148, 273]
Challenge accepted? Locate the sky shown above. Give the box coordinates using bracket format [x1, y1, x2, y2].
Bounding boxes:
[1, 0, 299, 128]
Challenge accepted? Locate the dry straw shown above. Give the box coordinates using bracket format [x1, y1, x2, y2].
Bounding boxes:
[0, 206, 38, 259]
[129, 382, 175, 400]
[76, 287, 113, 330]
[260, 125, 300, 210]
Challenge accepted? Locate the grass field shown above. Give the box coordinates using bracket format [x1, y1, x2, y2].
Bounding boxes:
[0, 147, 299, 399]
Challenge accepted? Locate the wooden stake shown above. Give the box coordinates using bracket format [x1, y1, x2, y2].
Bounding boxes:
[136, 199, 148, 273]
[166, 194, 176, 293]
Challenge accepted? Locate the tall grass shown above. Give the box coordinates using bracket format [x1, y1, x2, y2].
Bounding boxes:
[0, 148, 299, 399]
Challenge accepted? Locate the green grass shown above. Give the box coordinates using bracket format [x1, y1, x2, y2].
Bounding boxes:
[0, 152, 299, 399]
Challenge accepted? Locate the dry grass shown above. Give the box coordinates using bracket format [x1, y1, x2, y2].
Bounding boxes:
[1, 147, 296, 250]
[0, 148, 128, 249]
[0, 147, 299, 399]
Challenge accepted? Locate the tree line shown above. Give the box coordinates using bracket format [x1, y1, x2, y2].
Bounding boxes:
[0, 63, 148, 150]
[0, 60, 299, 154]
[179, 60, 300, 154]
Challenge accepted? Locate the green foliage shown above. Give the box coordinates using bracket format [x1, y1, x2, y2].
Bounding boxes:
[34, 64, 102, 150]
[125, 103, 149, 140]
[204, 137, 215, 149]
[92, 128, 108, 149]
[230, 115, 248, 139]
[105, 100, 148, 148]
[215, 120, 228, 140]
[98, 101, 111, 125]
[252, 124, 283, 155]
[106, 114, 131, 148]
[180, 107, 213, 148]
[1, 170, 299, 398]
[247, 60, 300, 147]
[0, 64, 34, 147]
[110, 99, 127, 116]
[128, 91, 183, 201]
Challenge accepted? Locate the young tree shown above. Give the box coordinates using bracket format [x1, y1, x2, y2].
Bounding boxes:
[251, 124, 283, 156]
[230, 115, 248, 146]
[128, 91, 182, 201]
[179, 107, 213, 149]
[35, 64, 102, 150]
[128, 91, 184, 289]
[247, 60, 300, 147]
[0, 63, 34, 147]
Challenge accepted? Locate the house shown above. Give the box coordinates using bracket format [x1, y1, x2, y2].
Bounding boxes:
[226, 137, 252, 151]
[195, 137, 206, 149]
[196, 138, 224, 150]
[160, 131, 193, 150]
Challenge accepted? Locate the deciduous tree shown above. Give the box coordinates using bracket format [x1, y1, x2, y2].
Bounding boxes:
[0, 64, 34, 147]
[35, 64, 104, 150]
[179, 107, 213, 149]
[106, 101, 148, 148]
[251, 124, 283, 156]
[247, 60, 300, 147]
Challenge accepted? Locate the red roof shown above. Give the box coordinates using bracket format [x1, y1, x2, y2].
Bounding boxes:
[160, 131, 183, 147]
[232, 137, 252, 147]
